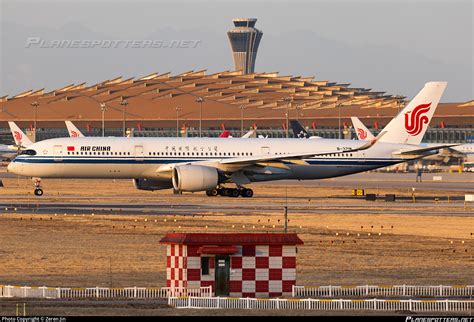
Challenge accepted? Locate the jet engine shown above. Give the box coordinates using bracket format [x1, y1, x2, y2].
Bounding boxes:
[172, 165, 219, 192]
[133, 178, 173, 191]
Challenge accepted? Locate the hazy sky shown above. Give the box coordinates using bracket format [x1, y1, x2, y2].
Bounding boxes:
[0, 0, 472, 101]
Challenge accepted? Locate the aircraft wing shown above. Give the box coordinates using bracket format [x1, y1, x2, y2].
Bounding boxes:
[154, 139, 380, 174]
[393, 144, 460, 156]
[219, 139, 379, 166]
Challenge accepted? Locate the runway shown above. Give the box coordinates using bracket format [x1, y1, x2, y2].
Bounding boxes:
[1, 199, 473, 217]
[274, 172, 474, 192]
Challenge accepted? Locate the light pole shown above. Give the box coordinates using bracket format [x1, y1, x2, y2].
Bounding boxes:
[175, 106, 182, 137]
[30, 101, 39, 142]
[337, 102, 342, 140]
[295, 104, 302, 121]
[239, 105, 246, 137]
[99, 103, 107, 137]
[195, 97, 204, 137]
[395, 95, 405, 114]
[283, 97, 292, 138]
[120, 99, 128, 137]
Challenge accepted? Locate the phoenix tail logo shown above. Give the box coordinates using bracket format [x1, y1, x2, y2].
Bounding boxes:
[13, 131, 22, 142]
[404, 102, 431, 136]
[70, 130, 79, 137]
[357, 128, 367, 140]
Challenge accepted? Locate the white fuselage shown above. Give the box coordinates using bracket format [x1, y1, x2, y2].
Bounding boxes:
[7, 137, 422, 183]
[450, 144, 474, 162]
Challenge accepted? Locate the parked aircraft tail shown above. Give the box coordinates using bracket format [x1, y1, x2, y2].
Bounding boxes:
[351, 117, 375, 141]
[8, 122, 33, 148]
[65, 121, 85, 137]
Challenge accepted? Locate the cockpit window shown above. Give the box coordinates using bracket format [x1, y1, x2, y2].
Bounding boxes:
[20, 149, 37, 156]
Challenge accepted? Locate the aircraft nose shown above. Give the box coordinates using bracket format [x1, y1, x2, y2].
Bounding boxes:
[7, 161, 17, 173]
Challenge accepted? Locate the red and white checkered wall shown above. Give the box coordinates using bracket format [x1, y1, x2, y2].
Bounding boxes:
[166, 244, 298, 298]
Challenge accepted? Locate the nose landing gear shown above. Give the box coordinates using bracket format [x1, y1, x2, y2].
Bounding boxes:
[32, 178, 44, 196]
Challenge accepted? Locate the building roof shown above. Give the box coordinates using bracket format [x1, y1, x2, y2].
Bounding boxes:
[160, 233, 304, 246]
[0, 70, 471, 128]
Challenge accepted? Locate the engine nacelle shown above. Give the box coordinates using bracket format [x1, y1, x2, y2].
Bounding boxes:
[133, 178, 173, 191]
[172, 165, 219, 192]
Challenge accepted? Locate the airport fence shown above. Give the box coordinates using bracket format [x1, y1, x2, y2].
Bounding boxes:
[0, 285, 213, 299]
[292, 285, 474, 298]
[168, 296, 473, 313]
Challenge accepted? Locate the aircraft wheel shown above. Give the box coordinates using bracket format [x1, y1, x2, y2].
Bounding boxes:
[230, 189, 240, 198]
[206, 189, 218, 197]
[219, 188, 228, 196]
[241, 188, 254, 198]
[34, 188, 44, 196]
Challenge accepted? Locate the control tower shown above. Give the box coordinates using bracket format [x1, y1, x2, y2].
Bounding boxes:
[227, 18, 263, 74]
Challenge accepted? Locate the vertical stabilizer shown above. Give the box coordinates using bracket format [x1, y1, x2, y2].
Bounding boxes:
[379, 82, 447, 145]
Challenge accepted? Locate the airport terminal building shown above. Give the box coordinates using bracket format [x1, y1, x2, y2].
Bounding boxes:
[0, 70, 472, 144]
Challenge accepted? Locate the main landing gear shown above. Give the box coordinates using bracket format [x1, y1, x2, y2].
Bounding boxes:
[206, 187, 254, 198]
[32, 178, 44, 196]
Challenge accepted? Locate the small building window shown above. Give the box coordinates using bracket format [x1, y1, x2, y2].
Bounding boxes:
[201, 257, 210, 276]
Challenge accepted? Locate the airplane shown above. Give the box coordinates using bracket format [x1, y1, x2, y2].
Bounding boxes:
[0, 144, 15, 160]
[351, 117, 375, 141]
[0, 122, 34, 160]
[450, 144, 474, 162]
[65, 121, 85, 138]
[290, 120, 321, 139]
[219, 130, 231, 138]
[7, 82, 456, 198]
[219, 128, 256, 138]
[350, 116, 474, 163]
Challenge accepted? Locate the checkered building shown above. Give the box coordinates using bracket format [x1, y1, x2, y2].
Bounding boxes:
[160, 233, 304, 298]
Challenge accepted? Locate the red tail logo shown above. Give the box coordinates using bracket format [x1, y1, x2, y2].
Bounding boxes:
[404, 102, 432, 136]
[70, 130, 79, 137]
[357, 128, 367, 140]
[219, 130, 230, 138]
[13, 131, 22, 142]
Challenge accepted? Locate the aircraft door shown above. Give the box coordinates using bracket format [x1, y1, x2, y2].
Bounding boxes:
[261, 146, 270, 155]
[53, 145, 63, 161]
[134, 145, 144, 161]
